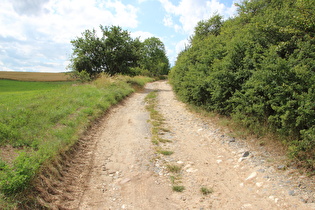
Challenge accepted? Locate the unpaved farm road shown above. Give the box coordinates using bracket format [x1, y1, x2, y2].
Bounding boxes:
[47, 81, 315, 209]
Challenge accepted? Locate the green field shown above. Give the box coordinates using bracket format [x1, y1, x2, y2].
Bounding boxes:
[0, 79, 73, 93]
[0, 76, 153, 208]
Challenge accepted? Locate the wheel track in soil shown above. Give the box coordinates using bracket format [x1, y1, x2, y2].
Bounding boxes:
[38, 81, 315, 209]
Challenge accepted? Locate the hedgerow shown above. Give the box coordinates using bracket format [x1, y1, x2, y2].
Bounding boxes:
[169, 0, 315, 168]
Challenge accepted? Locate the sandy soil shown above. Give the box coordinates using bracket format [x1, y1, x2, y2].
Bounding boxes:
[45, 81, 315, 209]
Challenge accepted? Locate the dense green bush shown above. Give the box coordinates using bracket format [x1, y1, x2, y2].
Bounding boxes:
[170, 0, 315, 168]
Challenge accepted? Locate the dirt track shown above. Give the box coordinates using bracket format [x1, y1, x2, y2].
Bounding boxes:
[47, 81, 315, 209]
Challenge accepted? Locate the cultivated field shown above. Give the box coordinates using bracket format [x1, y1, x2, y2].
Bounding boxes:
[0, 71, 72, 81]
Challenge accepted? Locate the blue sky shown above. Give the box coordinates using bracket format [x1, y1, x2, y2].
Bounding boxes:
[0, 0, 240, 72]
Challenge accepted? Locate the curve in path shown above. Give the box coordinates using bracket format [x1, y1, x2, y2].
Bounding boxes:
[47, 81, 314, 210]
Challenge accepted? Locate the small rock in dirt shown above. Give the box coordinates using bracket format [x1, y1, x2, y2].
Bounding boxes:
[186, 168, 198, 173]
[277, 165, 286, 170]
[177, 161, 184, 165]
[216, 160, 222, 164]
[269, 196, 279, 203]
[120, 178, 131, 185]
[242, 204, 252, 208]
[245, 172, 257, 181]
[242, 151, 250, 157]
[257, 169, 265, 173]
[256, 182, 263, 187]
[184, 164, 192, 169]
[288, 190, 295, 196]
[229, 137, 236, 142]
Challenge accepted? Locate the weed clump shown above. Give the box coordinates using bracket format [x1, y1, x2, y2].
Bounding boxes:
[200, 187, 213, 195]
[172, 185, 185, 192]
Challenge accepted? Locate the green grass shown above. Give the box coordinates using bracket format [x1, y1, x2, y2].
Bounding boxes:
[166, 164, 181, 173]
[200, 187, 213, 195]
[156, 149, 174, 156]
[0, 76, 152, 208]
[172, 185, 185, 192]
[0, 79, 73, 93]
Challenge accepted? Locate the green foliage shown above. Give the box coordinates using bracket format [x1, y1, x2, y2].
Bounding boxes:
[166, 164, 181, 173]
[0, 153, 40, 195]
[194, 14, 223, 38]
[0, 159, 6, 171]
[157, 149, 173, 156]
[172, 185, 185, 192]
[69, 70, 92, 83]
[69, 25, 170, 77]
[170, 0, 315, 167]
[140, 37, 170, 76]
[201, 187, 213, 195]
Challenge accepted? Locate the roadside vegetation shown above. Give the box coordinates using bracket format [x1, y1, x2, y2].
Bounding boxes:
[169, 0, 315, 169]
[0, 75, 153, 208]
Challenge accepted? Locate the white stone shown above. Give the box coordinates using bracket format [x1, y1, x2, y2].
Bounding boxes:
[245, 172, 257, 181]
[186, 168, 198, 173]
[256, 182, 263, 187]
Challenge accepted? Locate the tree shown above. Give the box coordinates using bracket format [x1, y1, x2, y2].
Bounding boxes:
[140, 37, 170, 76]
[70, 29, 104, 77]
[69, 25, 141, 76]
[194, 14, 223, 39]
[100, 25, 141, 75]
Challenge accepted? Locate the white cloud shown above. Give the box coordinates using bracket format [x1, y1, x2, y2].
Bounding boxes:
[0, 0, 140, 72]
[130, 31, 154, 41]
[159, 0, 238, 35]
[175, 39, 190, 54]
[11, 0, 50, 16]
[163, 14, 173, 27]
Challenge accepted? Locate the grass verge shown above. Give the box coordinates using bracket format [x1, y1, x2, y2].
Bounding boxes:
[0, 75, 153, 208]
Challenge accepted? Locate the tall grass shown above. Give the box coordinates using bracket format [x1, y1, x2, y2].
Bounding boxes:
[0, 75, 153, 208]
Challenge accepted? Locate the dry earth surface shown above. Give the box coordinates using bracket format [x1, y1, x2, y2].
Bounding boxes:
[44, 81, 315, 209]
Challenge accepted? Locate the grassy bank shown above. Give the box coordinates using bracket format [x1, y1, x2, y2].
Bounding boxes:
[0, 75, 153, 208]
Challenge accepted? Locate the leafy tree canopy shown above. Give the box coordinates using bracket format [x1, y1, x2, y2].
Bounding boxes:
[140, 37, 170, 76]
[69, 25, 170, 77]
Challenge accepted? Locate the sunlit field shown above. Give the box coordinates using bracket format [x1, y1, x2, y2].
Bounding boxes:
[0, 75, 153, 208]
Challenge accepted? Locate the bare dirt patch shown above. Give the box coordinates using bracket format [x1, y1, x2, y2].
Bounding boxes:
[39, 81, 315, 209]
